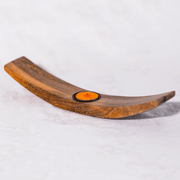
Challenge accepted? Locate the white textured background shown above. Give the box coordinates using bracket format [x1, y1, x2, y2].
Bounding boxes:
[0, 0, 180, 179]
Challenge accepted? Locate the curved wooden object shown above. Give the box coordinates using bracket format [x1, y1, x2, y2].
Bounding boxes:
[4, 56, 175, 119]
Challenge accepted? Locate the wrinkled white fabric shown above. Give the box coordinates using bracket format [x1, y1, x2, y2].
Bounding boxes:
[0, 0, 180, 179]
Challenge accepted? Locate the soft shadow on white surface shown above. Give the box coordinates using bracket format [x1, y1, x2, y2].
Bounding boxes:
[120, 102, 180, 120]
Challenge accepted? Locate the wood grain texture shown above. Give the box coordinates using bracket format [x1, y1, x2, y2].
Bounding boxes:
[4, 56, 175, 119]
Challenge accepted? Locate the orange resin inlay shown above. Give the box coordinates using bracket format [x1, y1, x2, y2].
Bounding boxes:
[75, 92, 99, 101]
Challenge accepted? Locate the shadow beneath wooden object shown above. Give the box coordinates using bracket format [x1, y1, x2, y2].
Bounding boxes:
[119, 102, 180, 120]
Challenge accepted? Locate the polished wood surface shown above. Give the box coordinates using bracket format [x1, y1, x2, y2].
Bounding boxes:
[4, 56, 175, 118]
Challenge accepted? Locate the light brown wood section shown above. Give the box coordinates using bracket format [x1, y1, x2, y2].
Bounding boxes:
[4, 56, 175, 118]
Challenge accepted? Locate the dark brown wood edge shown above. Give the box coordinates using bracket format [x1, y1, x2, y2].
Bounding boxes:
[4, 56, 176, 119]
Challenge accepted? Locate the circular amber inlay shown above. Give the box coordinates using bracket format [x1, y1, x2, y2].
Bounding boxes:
[73, 91, 101, 102]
